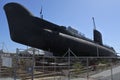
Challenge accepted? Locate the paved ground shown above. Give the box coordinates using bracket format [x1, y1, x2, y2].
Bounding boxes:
[90, 65, 120, 80]
[71, 65, 120, 80]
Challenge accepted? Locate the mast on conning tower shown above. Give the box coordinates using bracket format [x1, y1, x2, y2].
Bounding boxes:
[92, 17, 96, 30]
[40, 6, 43, 19]
[92, 17, 103, 45]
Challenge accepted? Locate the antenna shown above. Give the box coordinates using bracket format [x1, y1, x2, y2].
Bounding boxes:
[40, 6, 43, 19]
[92, 17, 96, 30]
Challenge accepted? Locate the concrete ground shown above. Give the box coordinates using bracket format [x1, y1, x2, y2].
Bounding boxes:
[71, 65, 120, 80]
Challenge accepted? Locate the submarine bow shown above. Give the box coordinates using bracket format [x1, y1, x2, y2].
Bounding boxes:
[4, 2, 116, 56]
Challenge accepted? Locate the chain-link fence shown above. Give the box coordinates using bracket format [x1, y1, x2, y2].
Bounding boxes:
[0, 49, 120, 80]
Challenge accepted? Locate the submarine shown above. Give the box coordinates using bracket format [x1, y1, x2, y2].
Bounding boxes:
[4, 2, 116, 57]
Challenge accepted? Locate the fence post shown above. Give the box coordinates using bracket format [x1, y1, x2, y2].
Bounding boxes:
[14, 48, 19, 80]
[110, 58, 113, 80]
[68, 49, 71, 80]
[31, 48, 35, 80]
[86, 57, 89, 80]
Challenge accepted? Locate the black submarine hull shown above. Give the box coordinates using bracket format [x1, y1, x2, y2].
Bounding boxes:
[4, 3, 116, 56]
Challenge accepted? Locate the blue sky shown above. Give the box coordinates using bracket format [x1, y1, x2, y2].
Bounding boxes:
[0, 0, 120, 53]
